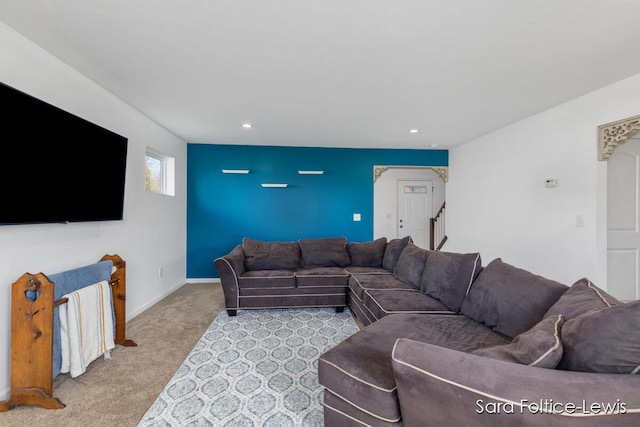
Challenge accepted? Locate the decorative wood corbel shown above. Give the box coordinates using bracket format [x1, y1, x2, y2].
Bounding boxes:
[598, 114, 640, 160]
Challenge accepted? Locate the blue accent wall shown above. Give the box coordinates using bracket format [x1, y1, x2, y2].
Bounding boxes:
[187, 144, 448, 278]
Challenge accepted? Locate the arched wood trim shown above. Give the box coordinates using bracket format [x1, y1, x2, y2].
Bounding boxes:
[598, 114, 640, 160]
[373, 166, 448, 183]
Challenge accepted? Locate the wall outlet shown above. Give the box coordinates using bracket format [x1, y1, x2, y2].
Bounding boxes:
[158, 267, 164, 278]
[353, 213, 361, 222]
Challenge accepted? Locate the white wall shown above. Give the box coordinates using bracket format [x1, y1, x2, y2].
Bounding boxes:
[447, 72, 640, 287]
[0, 23, 187, 400]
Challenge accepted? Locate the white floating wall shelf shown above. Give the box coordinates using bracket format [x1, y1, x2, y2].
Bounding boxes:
[261, 183, 288, 188]
[297, 170, 324, 175]
[222, 169, 250, 174]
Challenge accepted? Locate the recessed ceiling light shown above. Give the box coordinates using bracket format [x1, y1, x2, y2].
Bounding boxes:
[409, 129, 419, 133]
[242, 123, 253, 128]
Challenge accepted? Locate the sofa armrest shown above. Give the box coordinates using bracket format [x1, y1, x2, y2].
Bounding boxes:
[214, 244, 246, 312]
[391, 338, 640, 427]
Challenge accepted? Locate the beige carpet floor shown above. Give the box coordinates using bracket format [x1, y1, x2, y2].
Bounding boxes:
[0, 281, 223, 427]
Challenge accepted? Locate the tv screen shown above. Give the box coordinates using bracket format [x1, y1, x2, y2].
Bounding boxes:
[0, 81, 128, 226]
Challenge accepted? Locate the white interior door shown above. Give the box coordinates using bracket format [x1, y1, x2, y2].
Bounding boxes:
[397, 180, 432, 249]
[607, 135, 640, 301]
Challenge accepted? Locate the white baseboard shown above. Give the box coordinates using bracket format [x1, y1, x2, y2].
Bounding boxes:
[185, 278, 221, 284]
[127, 279, 221, 320]
[126, 279, 187, 321]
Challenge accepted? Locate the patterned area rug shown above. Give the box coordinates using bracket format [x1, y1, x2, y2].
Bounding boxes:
[138, 307, 359, 426]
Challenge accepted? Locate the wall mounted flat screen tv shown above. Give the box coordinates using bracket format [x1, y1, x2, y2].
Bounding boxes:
[0, 81, 128, 226]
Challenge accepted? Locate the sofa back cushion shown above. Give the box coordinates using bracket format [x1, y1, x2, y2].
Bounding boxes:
[393, 243, 431, 289]
[242, 237, 301, 270]
[543, 277, 621, 320]
[421, 251, 481, 313]
[559, 300, 640, 374]
[542, 277, 637, 374]
[460, 258, 568, 339]
[299, 237, 350, 268]
[347, 237, 387, 267]
[382, 235, 413, 271]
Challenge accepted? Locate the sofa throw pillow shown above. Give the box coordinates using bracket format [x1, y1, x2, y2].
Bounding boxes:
[393, 243, 431, 289]
[299, 237, 350, 268]
[242, 237, 301, 271]
[382, 235, 413, 271]
[543, 277, 621, 321]
[347, 237, 387, 267]
[460, 258, 568, 339]
[472, 315, 564, 369]
[420, 251, 481, 313]
[559, 300, 640, 374]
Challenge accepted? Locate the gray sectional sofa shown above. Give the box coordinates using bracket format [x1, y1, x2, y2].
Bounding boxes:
[214, 236, 381, 316]
[214, 235, 474, 322]
[347, 237, 481, 326]
[215, 236, 640, 426]
[319, 245, 640, 426]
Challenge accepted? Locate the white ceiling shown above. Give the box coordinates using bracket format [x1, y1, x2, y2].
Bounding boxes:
[2, 0, 640, 149]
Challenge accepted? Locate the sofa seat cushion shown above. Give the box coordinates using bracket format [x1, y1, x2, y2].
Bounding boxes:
[345, 266, 391, 275]
[318, 313, 509, 423]
[299, 237, 350, 268]
[237, 270, 296, 289]
[348, 274, 414, 300]
[460, 258, 568, 339]
[364, 289, 454, 321]
[242, 237, 301, 270]
[347, 289, 377, 327]
[295, 267, 349, 287]
[347, 237, 387, 267]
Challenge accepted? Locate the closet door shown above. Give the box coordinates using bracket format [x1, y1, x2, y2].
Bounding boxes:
[608, 136, 640, 301]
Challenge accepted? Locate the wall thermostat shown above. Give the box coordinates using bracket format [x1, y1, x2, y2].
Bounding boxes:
[545, 178, 558, 188]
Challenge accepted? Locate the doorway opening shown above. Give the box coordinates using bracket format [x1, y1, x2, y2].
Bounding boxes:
[373, 166, 447, 250]
[599, 114, 640, 301]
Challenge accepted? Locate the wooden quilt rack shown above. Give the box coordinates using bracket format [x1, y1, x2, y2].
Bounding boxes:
[0, 254, 136, 412]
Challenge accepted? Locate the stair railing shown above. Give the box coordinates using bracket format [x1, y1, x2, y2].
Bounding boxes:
[429, 202, 448, 251]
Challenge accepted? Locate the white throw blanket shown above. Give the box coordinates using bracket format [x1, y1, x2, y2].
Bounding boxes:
[59, 280, 115, 378]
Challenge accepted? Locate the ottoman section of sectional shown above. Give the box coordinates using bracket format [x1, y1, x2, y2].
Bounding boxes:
[318, 313, 510, 424]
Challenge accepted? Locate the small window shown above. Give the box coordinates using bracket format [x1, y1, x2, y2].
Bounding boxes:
[145, 147, 175, 196]
[403, 185, 427, 194]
